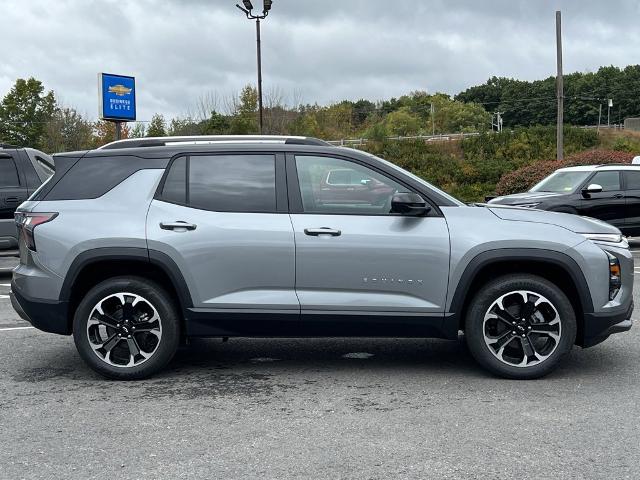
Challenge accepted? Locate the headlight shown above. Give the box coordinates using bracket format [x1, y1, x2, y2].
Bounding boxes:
[606, 251, 621, 300]
[580, 233, 624, 244]
[515, 203, 540, 208]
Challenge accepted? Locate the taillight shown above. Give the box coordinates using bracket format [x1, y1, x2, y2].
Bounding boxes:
[15, 212, 58, 251]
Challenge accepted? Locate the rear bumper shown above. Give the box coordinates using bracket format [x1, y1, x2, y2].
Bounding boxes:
[10, 281, 70, 335]
[581, 301, 634, 348]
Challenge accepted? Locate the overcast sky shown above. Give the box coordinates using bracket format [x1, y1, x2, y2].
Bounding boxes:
[1, 0, 639, 122]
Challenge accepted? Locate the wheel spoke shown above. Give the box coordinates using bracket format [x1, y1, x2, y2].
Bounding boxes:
[126, 337, 141, 357]
[520, 297, 536, 320]
[488, 330, 516, 350]
[521, 336, 535, 358]
[103, 334, 122, 352]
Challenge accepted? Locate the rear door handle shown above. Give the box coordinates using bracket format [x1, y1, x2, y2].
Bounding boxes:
[613, 194, 624, 199]
[160, 221, 197, 231]
[304, 227, 341, 237]
[4, 197, 22, 204]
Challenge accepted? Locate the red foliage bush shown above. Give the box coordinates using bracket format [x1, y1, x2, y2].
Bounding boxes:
[495, 150, 635, 196]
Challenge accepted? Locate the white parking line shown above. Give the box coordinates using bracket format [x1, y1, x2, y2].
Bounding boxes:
[0, 326, 34, 332]
[0, 283, 10, 287]
[0, 295, 9, 299]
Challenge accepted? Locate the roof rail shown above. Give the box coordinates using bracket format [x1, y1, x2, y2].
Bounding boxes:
[98, 135, 333, 150]
[0, 143, 19, 149]
[594, 163, 634, 168]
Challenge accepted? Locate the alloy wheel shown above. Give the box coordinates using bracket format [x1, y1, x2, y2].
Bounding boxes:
[86, 292, 162, 368]
[483, 290, 562, 367]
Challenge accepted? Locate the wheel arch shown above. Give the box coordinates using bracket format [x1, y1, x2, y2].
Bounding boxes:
[60, 247, 192, 333]
[449, 249, 593, 344]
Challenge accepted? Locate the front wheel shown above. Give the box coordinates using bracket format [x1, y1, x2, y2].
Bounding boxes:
[73, 276, 180, 380]
[465, 274, 576, 379]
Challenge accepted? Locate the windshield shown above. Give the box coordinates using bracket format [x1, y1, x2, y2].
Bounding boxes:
[530, 171, 591, 193]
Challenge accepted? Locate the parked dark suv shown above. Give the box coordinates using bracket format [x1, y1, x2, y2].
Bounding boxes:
[0, 144, 54, 250]
[488, 164, 640, 235]
[11, 136, 634, 380]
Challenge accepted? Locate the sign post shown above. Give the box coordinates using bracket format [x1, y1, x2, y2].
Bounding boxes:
[98, 73, 136, 141]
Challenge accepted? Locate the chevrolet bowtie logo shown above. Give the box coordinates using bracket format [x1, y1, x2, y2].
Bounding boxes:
[108, 84, 132, 96]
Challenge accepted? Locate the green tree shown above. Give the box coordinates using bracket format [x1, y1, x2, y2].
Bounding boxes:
[229, 85, 258, 134]
[200, 110, 230, 135]
[385, 107, 421, 136]
[146, 113, 167, 137]
[0, 77, 56, 148]
[130, 122, 146, 138]
[168, 117, 201, 136]
[41, 107, 93, 153]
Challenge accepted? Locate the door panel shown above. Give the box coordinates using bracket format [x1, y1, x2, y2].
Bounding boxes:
[576, 171, 625, 229]
[623, 170, 640, 234]
[291, 214, 450, 314]
[0, 155, 27, 220]
[147, 199, 297, 310]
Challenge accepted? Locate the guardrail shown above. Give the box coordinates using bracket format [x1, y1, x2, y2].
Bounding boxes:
[327, 132, 481, 146]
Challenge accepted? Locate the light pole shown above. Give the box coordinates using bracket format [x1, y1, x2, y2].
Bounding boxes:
[236, 0, 273, 134]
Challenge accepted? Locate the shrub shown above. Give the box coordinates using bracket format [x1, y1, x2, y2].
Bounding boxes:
[495, 149, 634, 196]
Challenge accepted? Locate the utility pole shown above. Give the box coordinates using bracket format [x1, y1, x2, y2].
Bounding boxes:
[430, 103, 435, 136]
[236, 0, 273, 135]
[555, 10, 564, 161]
[492, 112, 503, 132]
[597, 103, 602, 133]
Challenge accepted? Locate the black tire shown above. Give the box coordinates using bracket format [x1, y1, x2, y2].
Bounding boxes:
[465, 274, 576, 380]
[73, 276, 180, 380]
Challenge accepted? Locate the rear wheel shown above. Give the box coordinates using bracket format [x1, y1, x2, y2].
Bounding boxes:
[465, 274, 576, 379]
[73, 276, 180, 380]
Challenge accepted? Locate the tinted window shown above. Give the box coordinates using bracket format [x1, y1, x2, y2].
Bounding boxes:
[295, 155, 408, 215]
[188, 155, 276, 212]
[161, 157, 186, 204]
[590, 171, 620, 192]
[624, 171, 640, 190]
[0, 157, 20, 187]
[44, 155, 169, 200]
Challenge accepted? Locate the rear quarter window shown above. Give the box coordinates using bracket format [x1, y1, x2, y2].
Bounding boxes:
[43, 155, 169, 201]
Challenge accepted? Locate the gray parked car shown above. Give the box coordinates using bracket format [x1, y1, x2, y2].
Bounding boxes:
[10, 136, 634, 380]
[0, 144, 54, 250]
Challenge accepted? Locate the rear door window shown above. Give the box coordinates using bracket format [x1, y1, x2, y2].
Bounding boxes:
[158, 154, 277, 213]
[0, 156, 20, 187]
[624, 171, 640, 190]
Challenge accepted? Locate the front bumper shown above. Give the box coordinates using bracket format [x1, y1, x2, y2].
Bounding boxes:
[581, 301, 634, 347]
[10, 281, 70, 335]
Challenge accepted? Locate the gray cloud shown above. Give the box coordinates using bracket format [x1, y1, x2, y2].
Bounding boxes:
[1, 0, 638, 122]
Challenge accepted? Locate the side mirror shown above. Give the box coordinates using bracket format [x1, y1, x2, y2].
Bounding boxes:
[360, 179, 372, 187]
[582, 183, 603, 197]
[391, 192, 431, 216]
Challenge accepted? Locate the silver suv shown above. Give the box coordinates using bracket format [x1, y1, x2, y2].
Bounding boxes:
[10, 136, 634, 380]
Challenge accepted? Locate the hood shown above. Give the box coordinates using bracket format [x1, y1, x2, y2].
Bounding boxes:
[487, 204, 620, 235]
[488, 191, 565, 205]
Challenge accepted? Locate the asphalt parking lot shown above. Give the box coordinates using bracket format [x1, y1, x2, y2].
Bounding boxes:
[1, 253, 640, 479]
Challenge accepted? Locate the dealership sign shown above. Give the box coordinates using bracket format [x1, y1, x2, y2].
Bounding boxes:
[98, 72, 136, 121]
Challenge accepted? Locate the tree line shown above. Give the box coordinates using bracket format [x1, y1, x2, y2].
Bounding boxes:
[455, 65, 640, 127]
[2, 65, 640, 154]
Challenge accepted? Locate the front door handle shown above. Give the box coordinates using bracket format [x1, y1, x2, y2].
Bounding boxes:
[304, 227, 341, 237]
[160, 221, 197, 231]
